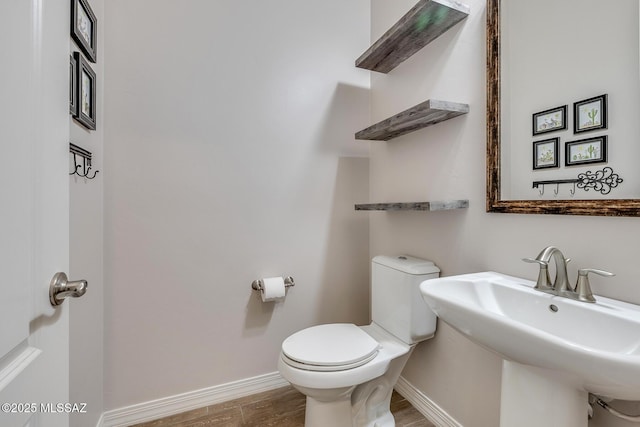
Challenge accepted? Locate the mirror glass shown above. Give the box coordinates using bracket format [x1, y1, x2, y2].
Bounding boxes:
[487, 0, 640, 215]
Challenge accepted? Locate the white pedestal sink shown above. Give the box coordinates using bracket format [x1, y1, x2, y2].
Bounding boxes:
[501, 361, 588, 427]
[419, 272, 640, 427]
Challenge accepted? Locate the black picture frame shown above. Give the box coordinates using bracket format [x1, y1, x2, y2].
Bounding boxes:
[574, 94, 607, 134]
[73, 52, 96, 130]
[565, 136, 607, 166]
[69, 54, 77, 116]
[533, 137, 559, 170]
[532, 105, 567, 136]
[71, 0, 97, 63]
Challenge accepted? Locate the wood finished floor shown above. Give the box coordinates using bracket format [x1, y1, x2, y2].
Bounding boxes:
[131, 385, 434, 427]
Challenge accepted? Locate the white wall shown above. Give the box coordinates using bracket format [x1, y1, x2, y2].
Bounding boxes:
[69, 0, 104, 425]
[103, 0, 371, 410]
[369, 1, 640, 426]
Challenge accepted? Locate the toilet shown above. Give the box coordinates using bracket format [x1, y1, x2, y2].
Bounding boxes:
[278, 255, 440, 427]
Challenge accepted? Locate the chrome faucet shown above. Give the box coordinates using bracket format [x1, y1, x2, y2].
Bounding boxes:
[523, 246, 614, 302]
[523, 246, 571, 293]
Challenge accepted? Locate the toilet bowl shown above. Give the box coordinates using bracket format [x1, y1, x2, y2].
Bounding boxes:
[278, 255, 440, 427]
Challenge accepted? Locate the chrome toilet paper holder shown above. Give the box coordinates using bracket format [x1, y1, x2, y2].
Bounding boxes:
[251, 276, 295, 291]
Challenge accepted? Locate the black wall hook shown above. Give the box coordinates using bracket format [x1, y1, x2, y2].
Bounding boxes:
[70, 143, 99, 179]
[532, 167, 623, 196]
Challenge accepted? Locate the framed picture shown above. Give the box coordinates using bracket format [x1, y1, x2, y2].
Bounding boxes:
[69, 54, 77, 116]
[574, 94, 607, 133]
[565, 136, 607, 166]
[533, 137, 559, 169]
[532, 105, 567, 135]
[71, 0, 97, 63]
[73, 52, 96, 130]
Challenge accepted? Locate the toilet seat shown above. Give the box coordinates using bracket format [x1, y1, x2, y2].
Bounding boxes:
[282, 323, 380, 372]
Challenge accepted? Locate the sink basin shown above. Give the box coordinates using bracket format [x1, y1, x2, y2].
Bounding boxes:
[420, 271, 640, 401]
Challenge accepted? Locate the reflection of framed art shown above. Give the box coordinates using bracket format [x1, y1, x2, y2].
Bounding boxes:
[565, 136, 607, 166]
[73, 52, 96, 130]
[69, 54, 77, 116]
[532, 105, 567, 136]
[71, 0, 97, 63]
[574, 94, 607, 133]
[533, 137, 559, 170]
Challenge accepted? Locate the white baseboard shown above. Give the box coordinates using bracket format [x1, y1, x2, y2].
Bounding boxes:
[101, 372, 289, 427]
[395, 376, 463, 427]
[100, 372, 455, 427]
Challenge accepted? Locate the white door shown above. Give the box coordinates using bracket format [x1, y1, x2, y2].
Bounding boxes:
[0, 0, 73, 426]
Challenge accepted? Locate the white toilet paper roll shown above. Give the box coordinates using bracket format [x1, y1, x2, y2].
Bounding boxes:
[260, 277, 286, 302]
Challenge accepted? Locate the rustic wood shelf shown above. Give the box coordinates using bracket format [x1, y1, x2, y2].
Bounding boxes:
[356, 0, 470, 73]
[355, 99, 469, 141]
[355, 200, 469, 211]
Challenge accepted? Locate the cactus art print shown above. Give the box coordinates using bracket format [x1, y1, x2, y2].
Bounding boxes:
[574, 94, 608, 133]
[565, 136, 608, 166]
[533, 138, 559, 169]
[532, 105, 567, 136]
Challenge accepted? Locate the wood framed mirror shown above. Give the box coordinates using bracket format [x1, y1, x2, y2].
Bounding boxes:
[486, 0, 640, 216]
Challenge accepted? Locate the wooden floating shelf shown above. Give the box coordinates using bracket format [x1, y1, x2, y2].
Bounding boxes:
[356, 0, 470, 73]
[356, 99, 469, 141]
[355, 200, 469, 211]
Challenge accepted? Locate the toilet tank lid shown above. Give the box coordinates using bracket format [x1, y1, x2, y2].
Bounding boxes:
[372, 255, 440, 275]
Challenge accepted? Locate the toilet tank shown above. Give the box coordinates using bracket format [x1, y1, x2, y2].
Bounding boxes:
[371, 255, 440, 345]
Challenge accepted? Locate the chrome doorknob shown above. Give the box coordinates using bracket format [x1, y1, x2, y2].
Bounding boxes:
[49, 272, 88, 306]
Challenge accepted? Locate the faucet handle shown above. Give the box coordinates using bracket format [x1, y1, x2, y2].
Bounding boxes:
[579, 268, 614, 277]
[522, 257, 547, 266]
[522, 258, 553, 291]
[575, 268, 615, 303]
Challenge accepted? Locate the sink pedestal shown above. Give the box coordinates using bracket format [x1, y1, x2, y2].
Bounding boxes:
[500, 361, 588, 427]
